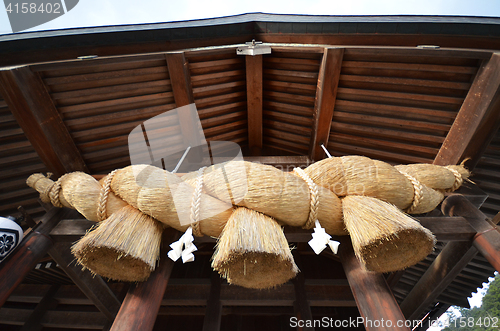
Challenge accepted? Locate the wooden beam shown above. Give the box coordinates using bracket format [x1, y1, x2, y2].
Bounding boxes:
[48, 242, 121, 321]
[19, 285, 59, 331]
[165, 52, 204, 153]
[309, 48, 344, 161]
[110, 229, 179, 331]
[202, 272, 222, 331]
[434, 53, 500, 167]
[245, 55, 263, 154]
[339, 237, 410, 331]
[0, 66, 88, 177]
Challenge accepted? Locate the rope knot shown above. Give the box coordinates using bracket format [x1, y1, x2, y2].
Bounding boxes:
[190, 167, 206, 237]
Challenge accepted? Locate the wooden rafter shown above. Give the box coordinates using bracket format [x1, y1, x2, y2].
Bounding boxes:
[339, 237, 410, 331]
[166, 52, 204, 151]
[245, 54, 263, 154]
[309, 48, 344, 161]
[0, 66, 88, 177]
[19, 284, 59, 331]
[434, 53, 500, 167]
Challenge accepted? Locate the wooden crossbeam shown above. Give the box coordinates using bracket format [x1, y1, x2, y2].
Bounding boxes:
[434, 53, 500, 167]
[50, 216, 476, 244]
[0, 66, 88, 177]
[309, 48, 344, 161]
[245, 54, 263, 154]
[339, 237, 410, 331]
[48, 242, 121, 321]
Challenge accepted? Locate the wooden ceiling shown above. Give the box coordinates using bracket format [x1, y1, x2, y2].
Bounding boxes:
[1, 14, 500, 331]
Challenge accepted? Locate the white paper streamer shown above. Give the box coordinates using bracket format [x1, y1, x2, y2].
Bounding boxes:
[308, 220, 340, 255]
[167, 227, 198, 263]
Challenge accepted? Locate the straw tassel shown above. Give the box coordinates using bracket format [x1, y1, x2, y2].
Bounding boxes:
[212, 207, 298, 289]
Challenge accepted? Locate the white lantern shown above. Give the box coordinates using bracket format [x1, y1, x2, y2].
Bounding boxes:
[0, 216, 24, 263]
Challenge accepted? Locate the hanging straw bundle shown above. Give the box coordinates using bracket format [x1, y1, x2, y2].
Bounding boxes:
[182, 161, 345, 235]
[342, 195, 436, 273]
[27, 171, 164, 281]
[71, 205, 164, 281]
[212, 207, 299, 289]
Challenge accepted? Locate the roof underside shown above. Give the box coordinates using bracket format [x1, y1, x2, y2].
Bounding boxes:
[0, 14, 499, 330]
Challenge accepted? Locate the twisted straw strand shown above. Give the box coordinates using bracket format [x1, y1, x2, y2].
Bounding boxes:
[399, 171, 424, 214]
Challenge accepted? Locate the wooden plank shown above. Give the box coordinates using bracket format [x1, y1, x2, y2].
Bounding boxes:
[309, 48, 344, 161]
[246, 55, 263, 154]
[434, 53, 500, 167]
[339, 237, 410, 331]
[0, 208, 73, 308]
[202, 272, 222, 331]
[110, 229, 179, 331]
[0, 66, 88, 177]
[48, 242, 121, 321]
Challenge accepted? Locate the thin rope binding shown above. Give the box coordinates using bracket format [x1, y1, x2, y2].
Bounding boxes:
[190, 167, 206, 237]
[97, 170, 118, 222]
[398, 171, 424, 214]
[293, 167, 320, 229]
[444, 166, 463, 192]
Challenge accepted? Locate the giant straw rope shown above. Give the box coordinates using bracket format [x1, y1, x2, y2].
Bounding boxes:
[27, 155, 470, 287]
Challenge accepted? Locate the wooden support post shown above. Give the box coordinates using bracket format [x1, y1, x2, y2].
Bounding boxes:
[434, 53, 500, 167]
[309, 48, 344, 161]
[245, 54, 263, 155]
[202, 271, 223, 331]
[400, 195, 500, 320]
[0, 208, 71, 307]
[19, 284, 60, 331]
[292, 253, 314, 331]
[443, 195, 500, 272]
[0, 66, 88, 177]
[48, 242, 121, 321]
[109, 229, 179, 331]
[339, 237, 410, 331]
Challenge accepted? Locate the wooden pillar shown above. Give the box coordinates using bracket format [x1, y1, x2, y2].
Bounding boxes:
[292, 252, 314, 331]
[339, 237, 410, 331]
[245, 54, 263, 155]
[0, 208, 72, 307]
[202, 271, 223, 331]
[109, 229, 179, 331]
[0, 66, 88, 177]
[309, 48, 344, 161]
